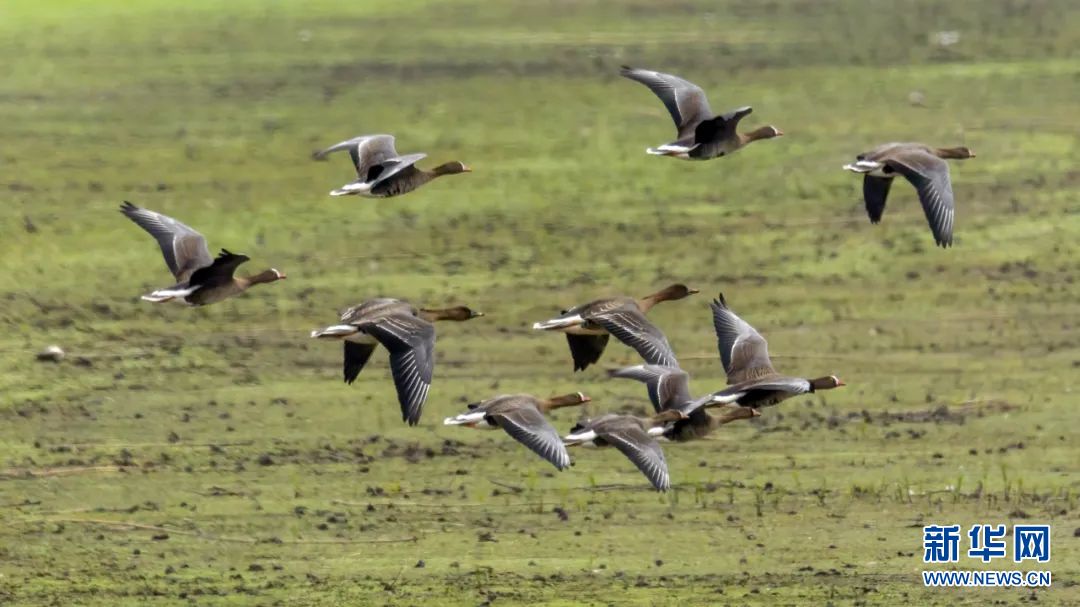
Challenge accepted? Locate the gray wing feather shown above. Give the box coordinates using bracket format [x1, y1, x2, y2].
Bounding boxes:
[493, 406, 571, 470]
[885, 151, 956, 247]
[362, 314, 435, 426]
[591, 307, 678, 367]
[710, 295, 775, 384]
[312, 134, 399, 178]
[609, 364, 691, 412]
[368, 152, 427, 187]
[620, 66, 713, 139]
[119, 201, 212, 282]
[600, 423, 671, 491]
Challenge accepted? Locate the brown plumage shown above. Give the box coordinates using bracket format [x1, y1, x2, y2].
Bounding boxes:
[533, 284, 699, 371]
[310, 298, 483, 425]
[844, 142, 975, 247]
[119, 201, 285, 306]
[443, 392, 591, 470]
[620, 65, 783, 160]
[312, 134, 470, 198]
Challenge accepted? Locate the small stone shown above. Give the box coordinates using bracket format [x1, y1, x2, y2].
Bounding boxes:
[36, 345, 65, 362]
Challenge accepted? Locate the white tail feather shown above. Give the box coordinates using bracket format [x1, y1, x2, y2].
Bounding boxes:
[708, 392, 746, 405]
[141, 286, 198, 303]
[330, 181, 373, 197]
[532, 315, 584, 331]
[842, 160, 883, 173]
[443, 411, 488, 426]
[563, 429, 597, 445]
[647, 144, 693, 158]
[311, 324, 359, 339]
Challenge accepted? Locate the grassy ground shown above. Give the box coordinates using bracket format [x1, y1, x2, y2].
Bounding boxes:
[1, 0, 1079, 604]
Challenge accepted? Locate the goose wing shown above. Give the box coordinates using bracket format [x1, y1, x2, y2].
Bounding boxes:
[588, 304, 678, 367]
[366, 152, 427, 186]
[884, 149, 956, 247]
[719, 376, 811, 396]
[566, 334, 610, 372]
[710, 294, 776, 384]
[620, 66, 713, 140]
[119, 201, 212, 282]
[312, 134, 400, 179]
[339, 298, 410, 324]
[609, 364, 691, 412]
[597, 419, 671, 491]
[489, 400, 571, 470]
[187, 249, 249, 288]
[862, 175, 893, 223]
[342, 342, 378, 385]
[693, 106, 752, 144]
[361, 313, 436, 426]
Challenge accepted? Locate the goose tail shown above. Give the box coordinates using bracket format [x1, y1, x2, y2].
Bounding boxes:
[330, 181, 373, 197]
[562, 429, 597, 446]
[141, 286, 198, 303]
[646, 144, 694, 158]
[310, 324, 359, 339]
[705, 390, 746, 406]
[443, 410, 488, 426]
[842, 160, 882, 173]
[532, 315, 584, 331]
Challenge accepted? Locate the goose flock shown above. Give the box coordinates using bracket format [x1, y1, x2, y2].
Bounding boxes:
[119, 65, 976, 491]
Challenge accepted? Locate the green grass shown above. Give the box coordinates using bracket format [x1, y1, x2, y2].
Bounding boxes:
[1, 0, 1079, 604]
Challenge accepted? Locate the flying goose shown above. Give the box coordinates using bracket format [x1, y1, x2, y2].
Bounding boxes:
[609, 364, 758, 442]
[443, 392, 592, 470]
[843, 142, 975, 247]
[619, 65, 783, 160]
[532, 284, 698, 371]
[563, 409, 685, 491]
[119, 201, 285, 305]
[310, 299, 483, 425]
[312, 134, 470, 198]
[693, 294, 844, 413]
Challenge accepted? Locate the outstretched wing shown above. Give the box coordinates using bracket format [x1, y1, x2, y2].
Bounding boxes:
[492, 405, 571, 470]
[367, 152, 427, 187]
[590, 305, 678, 367]
[362, 313, 436, 426]
[342, 341, 378, 385]
[886, 150, 956, 247]
[620, 66, 714, 139]
[710, 294, 775, 384]
[862, 175, 892, 223]
[609, 364, 691, 412]
[187, 249, 249, 288]
[119, 201, 213, 282]
[566, 334, 610, 372]
[599, 422, 671, 491]
[693, 106, 752, 144]
[312, 134, 400, 179]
